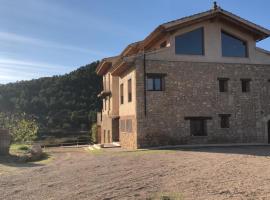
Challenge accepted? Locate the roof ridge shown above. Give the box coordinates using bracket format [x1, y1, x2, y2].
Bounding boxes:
[161, 9, 212, 27]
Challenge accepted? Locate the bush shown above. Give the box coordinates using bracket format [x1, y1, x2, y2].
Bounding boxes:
[90, 123, 97, 144]
[0, 113, 39, 143]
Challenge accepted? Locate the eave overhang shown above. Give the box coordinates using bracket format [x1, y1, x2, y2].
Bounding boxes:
[96, 60, 112, 76]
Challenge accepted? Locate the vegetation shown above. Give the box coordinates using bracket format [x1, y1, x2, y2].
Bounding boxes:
[90, 123, 97, 143]
[0, 61, 102, 138]
[0, 113, 39, 143]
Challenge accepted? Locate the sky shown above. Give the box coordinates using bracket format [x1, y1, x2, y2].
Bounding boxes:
[1, 0, 270, 84]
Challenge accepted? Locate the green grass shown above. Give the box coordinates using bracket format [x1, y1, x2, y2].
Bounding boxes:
[9, 144, 53, 163]
[85, 148, 104, 155]
[10, 144, 31, 154]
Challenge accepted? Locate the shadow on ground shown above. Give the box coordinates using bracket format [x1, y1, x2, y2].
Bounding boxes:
[145, 145, 270, 157]
[0, 154, 45, 168]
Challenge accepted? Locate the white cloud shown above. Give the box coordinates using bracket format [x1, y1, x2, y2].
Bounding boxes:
[0, 57, 73, 84]
[0, 31, 108, 56]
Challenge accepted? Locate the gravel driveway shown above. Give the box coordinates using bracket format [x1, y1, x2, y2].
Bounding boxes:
[1, 146, 270, 200]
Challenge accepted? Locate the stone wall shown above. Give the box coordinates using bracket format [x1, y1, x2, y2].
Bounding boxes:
[0, 129, 11, 155]
[136, 59, 270, 147]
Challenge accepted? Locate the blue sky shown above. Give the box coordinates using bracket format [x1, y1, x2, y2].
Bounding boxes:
[1, 0, 270, 84]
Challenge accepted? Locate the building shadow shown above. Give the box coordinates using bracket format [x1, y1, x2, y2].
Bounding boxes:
[141, 145, 270, 157]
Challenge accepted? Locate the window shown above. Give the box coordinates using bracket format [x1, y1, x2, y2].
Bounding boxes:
[120, 83, 124, 104]
[146, 74, 165, 91]
[175, 27, 204, 55]
[120, 119, 132, 133]
[126, 119, 133, 133]
[219, 114, 231, 128]
[103, 76, 106, 90]
[222, 31, 248, 57]
[128, 79, 132, 102]
[108, 96, 110, 110]
[107, 130, 111, 143]
[190, 119, 207, 136]
[218, 78, 229, 92]
[241, 79, 251, 92]
[120, 120, 125, 132]
[160, 41, 167, 48]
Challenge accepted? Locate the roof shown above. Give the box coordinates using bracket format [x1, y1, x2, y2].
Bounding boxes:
[97, 4, 270, 76]
[96, 56, 119, 75]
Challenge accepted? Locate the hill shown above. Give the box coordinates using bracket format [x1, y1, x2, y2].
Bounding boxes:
[0, 61, 102, 135]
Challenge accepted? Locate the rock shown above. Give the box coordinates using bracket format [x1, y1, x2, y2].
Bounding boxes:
[28, 144, 43, 161]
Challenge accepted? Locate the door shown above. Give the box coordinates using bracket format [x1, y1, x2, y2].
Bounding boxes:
[190, 119, 207, 136]
[268, 120, 270, 143]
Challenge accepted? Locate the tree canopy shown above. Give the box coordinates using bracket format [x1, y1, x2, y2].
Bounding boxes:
[0, 61, 102, 134]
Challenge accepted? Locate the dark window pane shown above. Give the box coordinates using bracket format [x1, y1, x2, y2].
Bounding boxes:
[147, 78, 154, 90]
[218, 79, 228, 92]
[219, 114, 230, 128]
[154, 78, 161, 90]
[128, 79, 132, 102]
[241, 79, 251, 92]
[120, 84, 124, 104]
[190, 119, 207, 136]
[222, 31, 247, 57]
[175, 28, 204, 55]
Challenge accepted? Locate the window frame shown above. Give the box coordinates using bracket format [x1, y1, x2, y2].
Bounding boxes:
[128, 79, 132, 102]
[241, 78, 251, 93]
[175, 27, 205, 56]
[146, 73, 166, 91]
[185, 117, 212, 137]
[120, 83, 124, 104]
[218, 78, 229, 92]
[219, 114, 231, 129]
[221, 30, 248, 58]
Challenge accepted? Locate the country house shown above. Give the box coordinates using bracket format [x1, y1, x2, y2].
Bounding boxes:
[96, 3, 270, 149]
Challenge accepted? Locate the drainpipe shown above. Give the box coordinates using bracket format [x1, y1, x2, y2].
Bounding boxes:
[143, 53, 147, 116]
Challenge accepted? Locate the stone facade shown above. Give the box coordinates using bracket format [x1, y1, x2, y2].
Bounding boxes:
[0, 129, 11, 155]
[136, 59, 270, 147]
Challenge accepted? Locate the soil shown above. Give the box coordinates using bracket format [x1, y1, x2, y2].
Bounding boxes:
[1, 146, 270, 200]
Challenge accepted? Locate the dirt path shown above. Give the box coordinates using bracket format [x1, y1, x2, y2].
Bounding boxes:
[1, 146, 270, 200]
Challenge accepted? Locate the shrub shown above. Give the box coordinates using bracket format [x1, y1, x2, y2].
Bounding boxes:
[0, 113, 39, 143]
[90, 123, 97, 144]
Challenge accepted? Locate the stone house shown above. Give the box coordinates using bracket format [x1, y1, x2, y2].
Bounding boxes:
[96, 4, 270, 149]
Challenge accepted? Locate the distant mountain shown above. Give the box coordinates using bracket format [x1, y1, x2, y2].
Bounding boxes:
[0, 61, 102, 133]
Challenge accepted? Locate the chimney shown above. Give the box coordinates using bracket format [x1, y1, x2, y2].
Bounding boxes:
[213, 1, 218, 10]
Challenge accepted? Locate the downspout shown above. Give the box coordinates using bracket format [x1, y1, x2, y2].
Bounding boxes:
[143, 53, 147, 116]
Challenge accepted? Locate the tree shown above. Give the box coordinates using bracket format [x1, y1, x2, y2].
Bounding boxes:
[0, 61, 102, 135]
[0, 113, 39, 143]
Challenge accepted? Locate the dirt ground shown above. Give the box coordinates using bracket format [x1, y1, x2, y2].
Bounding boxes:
[1, 146, 270, 200]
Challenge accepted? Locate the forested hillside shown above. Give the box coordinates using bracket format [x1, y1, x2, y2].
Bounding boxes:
[0, 61, 102, 135]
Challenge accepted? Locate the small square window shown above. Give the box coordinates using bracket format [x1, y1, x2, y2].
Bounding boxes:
[219, 114, 231, 128]
[218, 78, 229, 92]
[241, 79, 251, 92]
[146, 74, 165, 91]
